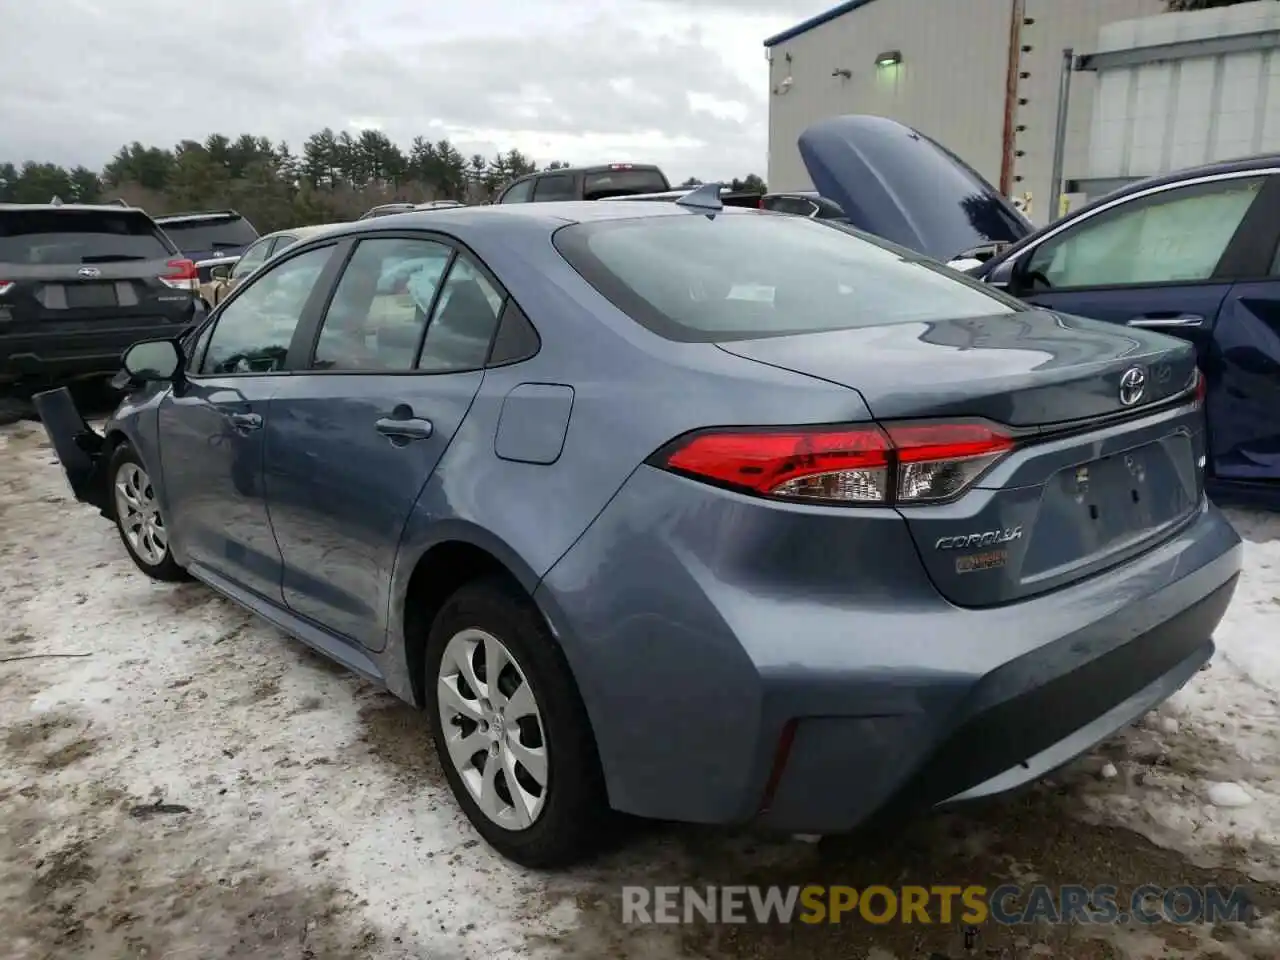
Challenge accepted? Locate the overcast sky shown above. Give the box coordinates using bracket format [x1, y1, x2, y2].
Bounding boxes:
[1, 0, 834, 181]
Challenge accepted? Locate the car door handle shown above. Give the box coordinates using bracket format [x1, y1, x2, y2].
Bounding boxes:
[1128, 313, 1205, 329]
[375, 416, 433, 441]
[228, 412, 263, 431]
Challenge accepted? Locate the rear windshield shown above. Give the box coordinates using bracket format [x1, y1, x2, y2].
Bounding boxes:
[158, 216, 258, 250]
[583, 169, 669, 200]
[0, 210, 173, 264]
[553, 212, 1020, 342]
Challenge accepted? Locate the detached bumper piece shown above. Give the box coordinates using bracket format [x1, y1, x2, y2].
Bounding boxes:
[32, 386, 110, 516]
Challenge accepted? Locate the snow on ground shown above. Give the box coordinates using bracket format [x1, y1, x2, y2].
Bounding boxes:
[2, 417, 1279, 960]
[1078, 506, 1280, 881]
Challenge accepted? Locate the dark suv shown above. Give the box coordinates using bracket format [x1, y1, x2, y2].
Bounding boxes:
[495, 164, 670, 203]
[154, 210, 259, 282]
[0, 203, 204, 395]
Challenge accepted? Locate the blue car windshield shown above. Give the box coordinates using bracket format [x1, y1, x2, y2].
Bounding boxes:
[554, 212, 1021, 343]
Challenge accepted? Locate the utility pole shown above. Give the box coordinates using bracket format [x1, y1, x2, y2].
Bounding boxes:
[999, 0, 1029, 197]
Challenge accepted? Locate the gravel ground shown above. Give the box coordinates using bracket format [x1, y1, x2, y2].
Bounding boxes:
[2, 418, 1278, 960]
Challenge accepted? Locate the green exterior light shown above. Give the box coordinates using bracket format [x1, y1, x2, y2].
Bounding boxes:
[875, 50, 902, 67]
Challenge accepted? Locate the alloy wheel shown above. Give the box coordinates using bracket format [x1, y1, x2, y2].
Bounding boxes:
[436, 628, 549, 830]
[114, 462, 168, 566]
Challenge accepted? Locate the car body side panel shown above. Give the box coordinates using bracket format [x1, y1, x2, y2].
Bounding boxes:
[265, 370, 486, 652]
[380, 225, 879, 685]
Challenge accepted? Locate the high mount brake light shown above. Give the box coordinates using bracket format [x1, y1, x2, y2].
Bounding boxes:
[159, 258, 198, 292]
[655, 421, 1015, 506]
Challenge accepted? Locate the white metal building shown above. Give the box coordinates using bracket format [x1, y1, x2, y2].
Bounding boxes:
[764, 0, 1166, 223]
[1074, 0, 1280, 197]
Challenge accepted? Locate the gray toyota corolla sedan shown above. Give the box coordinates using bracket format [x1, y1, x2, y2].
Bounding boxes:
[36, 186, 1242, 868]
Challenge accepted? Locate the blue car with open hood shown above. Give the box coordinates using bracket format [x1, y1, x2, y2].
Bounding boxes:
[34, 179, 1241, 867]
[795, 114, 1280, 507]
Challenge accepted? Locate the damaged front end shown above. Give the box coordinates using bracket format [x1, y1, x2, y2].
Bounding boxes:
[32, 386, 112, 517]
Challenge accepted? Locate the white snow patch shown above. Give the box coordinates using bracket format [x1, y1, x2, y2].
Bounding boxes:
[1207, 781, 1254, 809]
[1082, 507, 1280, 877]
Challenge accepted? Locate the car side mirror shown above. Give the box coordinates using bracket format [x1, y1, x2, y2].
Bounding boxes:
[210, 264, 231, 281]
[122, 338, 183, 383]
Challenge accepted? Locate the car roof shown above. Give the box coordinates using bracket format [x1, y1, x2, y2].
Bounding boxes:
[989, 150, 1280, 264]
[1082, 152, 1280, 204]
[302, 200, 750, 243]
[154, 209, 243, 223]
[262, 222, 346, 241]
[0, 202, 151, 214]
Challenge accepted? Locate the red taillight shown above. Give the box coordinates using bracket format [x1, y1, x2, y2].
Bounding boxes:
[159, 258, 198, 292]
[656, 420, 1014, 506]
[1193, 367, 1207, 407]
[757, 196, 765, 208]
[0, 281, 12, 296]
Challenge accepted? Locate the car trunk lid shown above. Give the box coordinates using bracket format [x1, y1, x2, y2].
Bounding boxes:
[718, 311, 1204, 606]
[797, 114, 1034, 261]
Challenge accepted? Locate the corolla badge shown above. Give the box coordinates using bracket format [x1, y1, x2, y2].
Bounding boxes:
[935, 527, 1023, 551]
[1119, 366, 1146, 407]
[77, 266, 101, 278]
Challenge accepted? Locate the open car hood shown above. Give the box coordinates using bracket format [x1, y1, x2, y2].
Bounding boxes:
[798, 115, 1035, 261]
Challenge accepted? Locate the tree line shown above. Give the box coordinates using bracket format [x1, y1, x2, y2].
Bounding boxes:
[0, 129, 767, 234]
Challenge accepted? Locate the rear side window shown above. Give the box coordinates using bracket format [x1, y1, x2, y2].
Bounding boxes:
[583, 169, 669, 200]
[533, 174, 576, 202]
[554, 213, 1019, 343]
[159, 216, 258, 251]
[499, 179, 534, 203]
[0, 210, 173, 264]
[312, 237, 452, 372]
[417, 257, 504, 373]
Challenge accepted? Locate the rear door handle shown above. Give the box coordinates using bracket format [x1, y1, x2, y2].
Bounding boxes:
[1128, 314, 1205, 329]
[229, 412, 263, 431]
[375, 416, 433, 441]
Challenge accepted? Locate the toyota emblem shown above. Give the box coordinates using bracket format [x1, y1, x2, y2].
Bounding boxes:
[77, 266, 101, 279]
[1119, 366, 1146, 407]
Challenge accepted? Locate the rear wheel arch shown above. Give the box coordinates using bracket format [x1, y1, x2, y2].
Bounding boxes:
[402, 539, 553, 709]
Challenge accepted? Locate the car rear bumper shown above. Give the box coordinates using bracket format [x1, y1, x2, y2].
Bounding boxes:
[30, 386, 111, 513]
[535, 465, 1243, 831]
[0, 316, 199, 385]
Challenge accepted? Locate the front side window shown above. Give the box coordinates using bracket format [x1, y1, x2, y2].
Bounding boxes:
[201, 246, 333, 375]
[312, 237, 452, 371]
[417, 256, 504, 372]
[1023, 177, 1265, 290]
[499, 179, 534, 203]
[533, 174, 576, 202]
[554, 213, 1019, 342]
[229, 237, 273, 279]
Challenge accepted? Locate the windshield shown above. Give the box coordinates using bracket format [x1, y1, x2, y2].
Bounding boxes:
[583, 169, 669, 200]
[0, 210, 173, 264]
[158, 216, 258, 251]
[554, 212, 1021, 342]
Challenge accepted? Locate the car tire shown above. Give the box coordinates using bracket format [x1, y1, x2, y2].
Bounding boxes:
[424, 577, 612, 868]
[107, 442, 190, 582]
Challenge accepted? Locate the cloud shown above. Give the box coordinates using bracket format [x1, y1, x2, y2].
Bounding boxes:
[0, 0, 828, 181]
